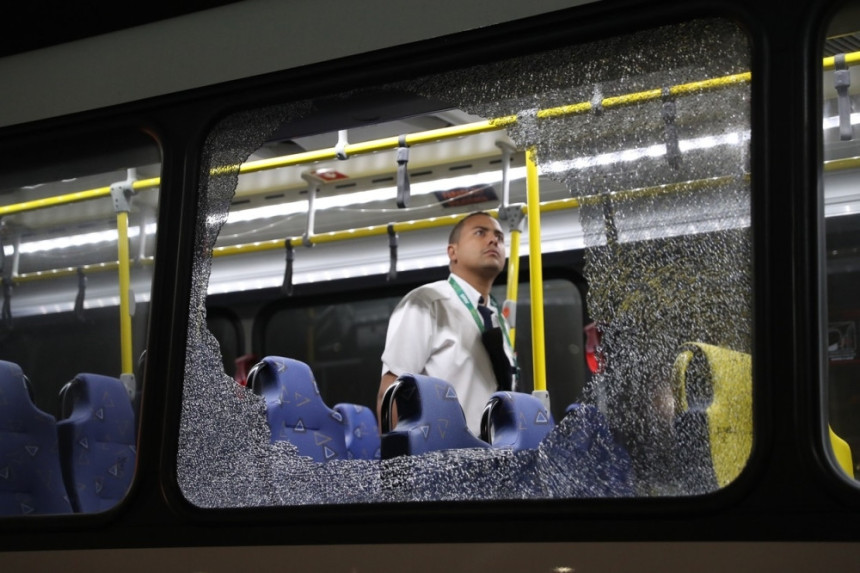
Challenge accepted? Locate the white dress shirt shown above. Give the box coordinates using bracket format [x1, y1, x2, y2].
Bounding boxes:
[381, 273, 514, 435]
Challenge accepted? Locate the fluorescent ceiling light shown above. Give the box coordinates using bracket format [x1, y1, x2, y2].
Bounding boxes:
[3, 223, 158, 256]
[225, 130, 750, 226]
[1, 130, 759, 259]
[541, 131, 750, 173]
[824, 112, 860, 130]
[224, 167, 528, 225]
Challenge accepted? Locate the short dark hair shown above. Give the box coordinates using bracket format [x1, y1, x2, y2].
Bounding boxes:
[448, 211, 494, 244]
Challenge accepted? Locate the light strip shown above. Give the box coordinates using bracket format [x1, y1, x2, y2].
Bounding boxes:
[223, 167, 528, 225]
[541, 131, 750, 173]
[3, 223, 158, 256]
[0, 130, 754, 259]
[224, 131, 751, 226]
[824, 112, 860, 130]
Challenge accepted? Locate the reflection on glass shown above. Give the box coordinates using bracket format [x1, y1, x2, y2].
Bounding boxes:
[823, 5, 860, 481]
[0, 132, 159, 515]
[179, 17, 753, 507]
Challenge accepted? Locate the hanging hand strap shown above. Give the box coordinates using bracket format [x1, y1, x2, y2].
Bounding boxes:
[396, 135, 410, 208]
[387, 224, 399, 281]
[74, 266, 87, 321]
[662, 87, 681, 169]
[835, 54, 854, 141]
[281, 240, 295, 296]
[1, 277, 12, 330]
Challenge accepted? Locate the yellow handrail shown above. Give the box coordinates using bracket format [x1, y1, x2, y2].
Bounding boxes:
[823, 51, 860, 70]
[211, 174, 749, 258]
[505, 227, 521, 349]
[0, 63, 759, 219]
[526, 148, 547, 395]
[539, 73, 751, 120]
[11, 173, 747, 281]
[14, 260, 124, 283]
[824, 156, 860, 171]
[0, 177, 159, 217]
[116, 211, 134, 375]
[230, 119, 518, 176]
[6, 46, 860, 221]
[228, 72, 749, 176]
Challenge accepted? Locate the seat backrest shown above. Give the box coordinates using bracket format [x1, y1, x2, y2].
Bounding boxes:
[248, 356, 349, 463]
[333, 403, 381, 460]
[559, 402, 634, 496]
[829, 425, 854, 479]
[671, 342, 752, 491]
[0, 360, 72, 515]
[380, 373, 490, 458]
[56, 373, 137, 513]
[480, 391, 554, 451]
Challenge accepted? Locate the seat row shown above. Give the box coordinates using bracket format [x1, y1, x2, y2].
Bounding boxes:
[0, 341, 769, 515]
[246, 355, 597, 461]
[0, 360, 136, 516]
[247, 344, 764, 495]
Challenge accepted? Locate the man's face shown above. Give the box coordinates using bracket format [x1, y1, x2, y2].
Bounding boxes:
[448, 214, 506, 278]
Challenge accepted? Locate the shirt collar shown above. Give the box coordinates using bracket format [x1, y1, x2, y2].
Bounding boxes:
[448, 272, 485, 307]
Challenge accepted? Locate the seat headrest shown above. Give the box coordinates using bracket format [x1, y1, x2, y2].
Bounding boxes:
[480, 391, 554, 450]
[248, 356, 317, 398]
[0, 360, 36, 410]
[380, 373, 489, 458]
[58, 373, 133, 422]
[671, 342, 751, 414]
[671, 342, 752, 488]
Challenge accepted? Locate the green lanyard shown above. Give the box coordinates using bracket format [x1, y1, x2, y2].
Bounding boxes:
[448, 276, 513, 351]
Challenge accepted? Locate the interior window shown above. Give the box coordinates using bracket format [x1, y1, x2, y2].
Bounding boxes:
[179, 16, 753, 507]
[822, 4, 860, 481]
[0, 130, 159, 516]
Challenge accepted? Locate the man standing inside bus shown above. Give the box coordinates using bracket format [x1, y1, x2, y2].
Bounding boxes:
[377, 211, 516, 436]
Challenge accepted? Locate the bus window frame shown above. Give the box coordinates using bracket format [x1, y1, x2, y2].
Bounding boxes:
[173, 10, 763, 516]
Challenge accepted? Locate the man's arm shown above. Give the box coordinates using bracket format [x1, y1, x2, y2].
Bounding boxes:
[377, 371, 399, 433]
[377, 287, 437, 433]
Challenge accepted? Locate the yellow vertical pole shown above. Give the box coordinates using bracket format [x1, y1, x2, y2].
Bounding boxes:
[116, 210, 134, 375]
[526, 147, 547, 396]
[505, 229, 521, 349]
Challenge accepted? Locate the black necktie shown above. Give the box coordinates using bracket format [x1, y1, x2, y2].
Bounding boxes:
[477, 297, 493, 331]
[477, 296, 512, 391]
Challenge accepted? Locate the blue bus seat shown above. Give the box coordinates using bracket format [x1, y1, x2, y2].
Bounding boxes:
[830, 425, 854, 478]
[333, 403, 381, 460]
[480, 391, 554, 451]
[56, 373, 137, 513]
[247, 356, 350, 463]
[0, 360, 73, 515]
[379, 373, 490, 458]
[671, 342, 752, 492]
[554, 402, 634, 496]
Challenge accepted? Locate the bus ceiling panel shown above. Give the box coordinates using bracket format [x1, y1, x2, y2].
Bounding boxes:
[236, 128, 516, 202]
[0, 131, 161, 194]
[825, 31, 860, 57]
[262, 90, 457, 145]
